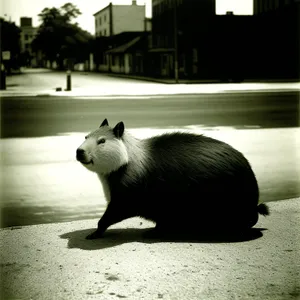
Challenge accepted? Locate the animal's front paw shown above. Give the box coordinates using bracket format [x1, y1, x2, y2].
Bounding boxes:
[86, 230, 103, 240]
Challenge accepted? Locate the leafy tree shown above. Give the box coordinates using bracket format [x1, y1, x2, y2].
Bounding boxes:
[0, 18, 21, 73]
[32, 3, 93, 69]
[60, 3, 81, 22]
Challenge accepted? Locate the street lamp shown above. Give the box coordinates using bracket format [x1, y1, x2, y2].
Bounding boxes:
[173, 0, 179, 83]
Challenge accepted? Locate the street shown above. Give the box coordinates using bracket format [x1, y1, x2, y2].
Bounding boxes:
[1, 89, 300, 228]
[1, 91, 299, 138]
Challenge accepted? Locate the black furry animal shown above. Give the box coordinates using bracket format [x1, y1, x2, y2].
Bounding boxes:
[76, 118, 269, 239]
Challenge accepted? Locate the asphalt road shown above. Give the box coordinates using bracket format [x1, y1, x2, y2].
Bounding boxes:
[1, 91, 299, 138]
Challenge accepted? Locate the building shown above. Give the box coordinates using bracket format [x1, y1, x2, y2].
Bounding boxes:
[149, 0, 252, 80]
[92, 1, 151, 74]
[93, 31, 149, 74]
[254, 0, 296, 14]
[93, 0, 148, 37]
[149, 0, 299, 81]
[105, 32, 149, 74]
[19, 17, 37, 67]
[149, 0, 217, 79]
[253, 0, 300, 79]
[149, 0, 260, 81]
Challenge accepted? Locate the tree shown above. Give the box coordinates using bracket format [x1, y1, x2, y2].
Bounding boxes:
[32, 3, 93, 69]
[0, 18, 21, 73]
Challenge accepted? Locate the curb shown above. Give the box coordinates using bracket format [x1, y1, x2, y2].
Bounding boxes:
[1, 89, 300, 98]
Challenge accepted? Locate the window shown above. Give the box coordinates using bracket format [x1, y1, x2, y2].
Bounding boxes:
[99, 17, 102, 25]
[128, 55, 132, 68]
[157, 35, 161, 47]
[153, 4, 158, 16]
[25, 34, 29, 40]
[104, 29, 107, 36]
[120, 56, 124, 67]
[192, 48, 198, 63]
[259, 0, 263, 13]
[104, 15, 106, 22]
[162, 54, 168, 68]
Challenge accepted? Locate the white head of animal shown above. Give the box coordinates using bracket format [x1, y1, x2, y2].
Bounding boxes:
[76, 119, 129, 175]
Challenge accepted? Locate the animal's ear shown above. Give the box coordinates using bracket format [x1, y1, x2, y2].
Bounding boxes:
[113, 122, 125, 138]
[100, 118, 109, 127]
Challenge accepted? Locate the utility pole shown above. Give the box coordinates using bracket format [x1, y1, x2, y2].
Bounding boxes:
[173, 0, 179, 83]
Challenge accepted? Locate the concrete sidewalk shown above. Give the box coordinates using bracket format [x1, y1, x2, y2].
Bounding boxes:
[1, 198, 299, 300]
[1, 69, 300, 97]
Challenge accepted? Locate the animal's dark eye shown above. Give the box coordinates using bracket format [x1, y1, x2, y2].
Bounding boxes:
[85, 136, 88, 140]
[97, 138, 106, 145]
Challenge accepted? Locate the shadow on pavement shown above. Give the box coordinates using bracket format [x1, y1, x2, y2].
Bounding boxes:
[60, 227, 267, 250]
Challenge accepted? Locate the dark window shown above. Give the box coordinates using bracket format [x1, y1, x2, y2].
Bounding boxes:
[99, 17, 102, 25]
[165, 36, 169, 48]
[192, 48, 198, 63]
[162, 54, 168, 68]
[153, 4, 158, 16]
[120, 56, 124, 67]
[128, 55, 132, 68]
[25, 34, 29, 40]
[104, 29, 107, 36]
[258, 0, 262, 11]
[104, 15, 106, 22]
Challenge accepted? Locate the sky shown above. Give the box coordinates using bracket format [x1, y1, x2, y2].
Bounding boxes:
[1, 0, 253, 35]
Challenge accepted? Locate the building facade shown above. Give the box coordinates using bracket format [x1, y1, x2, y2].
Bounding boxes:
[149, 0, 217, 79]
[105, 32, 149, 74]
[254, 0, 296, 14]
[149, 0, 299, 80]
[93, 31, 148, 75]
[94, 0, 147, 37]
[19, 17, 37, 67]
[253, 0, 300, 79]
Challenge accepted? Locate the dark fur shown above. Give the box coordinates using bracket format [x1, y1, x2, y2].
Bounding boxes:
[82, 122, 270, 239]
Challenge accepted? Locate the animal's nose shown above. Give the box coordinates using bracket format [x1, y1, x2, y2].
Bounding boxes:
[76, 148, 85, 160]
